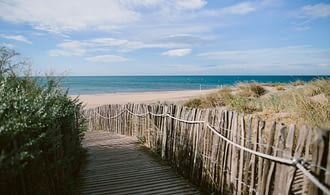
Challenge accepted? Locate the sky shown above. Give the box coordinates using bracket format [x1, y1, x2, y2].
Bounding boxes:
[0, 0, 329, 76]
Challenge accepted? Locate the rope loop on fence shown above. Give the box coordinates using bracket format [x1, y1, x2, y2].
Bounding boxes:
[86, 105, 330, 194]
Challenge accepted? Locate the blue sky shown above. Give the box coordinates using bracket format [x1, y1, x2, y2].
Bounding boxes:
[0, 0, 329, 75]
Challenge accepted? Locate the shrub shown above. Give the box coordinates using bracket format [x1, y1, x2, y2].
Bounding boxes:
[185, 88, 233, 108]
[0, 48, 85, 194]
[237, 82, 266, 97]
[249, 83, 266, 97]
[229, 96, 258, 114]
[184, 98, 202, 108]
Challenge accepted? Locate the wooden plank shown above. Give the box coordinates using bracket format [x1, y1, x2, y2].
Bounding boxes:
[326, 129, 330, 192]
[290, 125, 309, 194]
[249, 118, 259, 195]
[272, 123, 287, 195]
[281, 124, 295, 195]
[266, 123, 286, 195]
[218, 110, 228, 194]
[230, 112, 239, 194]
[302, 127, 312, 195]
[308, 128, 329, 195]
[220, 110, 230, 194]
[243, 116, 253, 195]
[260, 121, 276, 195]
[257, 120, 265, 193]
[224, 111, 234, 193]
[237, 115, 245, 195]
[77, 131, 201, 195]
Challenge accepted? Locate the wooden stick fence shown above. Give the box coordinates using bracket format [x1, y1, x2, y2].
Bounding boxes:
[83, 104, 330, 195]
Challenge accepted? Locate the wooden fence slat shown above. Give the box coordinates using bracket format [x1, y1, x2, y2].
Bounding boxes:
[243, 116, 253, 195]
[260, 121, 276, 195]
[266, 123, 286, 195]
[237, 115, 245, 195]
[249, 119, 259, 195]
[257, 121, 265, 193]
[219, 110, 228, 194]
[281, 124, 295, 195]
[230, 112, 239, 194]
[308, 128, 329, 195]
[326, 129, 330, 192]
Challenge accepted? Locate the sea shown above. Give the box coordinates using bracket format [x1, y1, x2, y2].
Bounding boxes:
[59, 75, 328, 95]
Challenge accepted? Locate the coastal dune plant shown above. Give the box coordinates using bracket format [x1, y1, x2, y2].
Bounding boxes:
[184, 78, 330, 128]
[184, 88, 233, 108]
[0, 47, 85, 194]
[237, 82, 266, 97]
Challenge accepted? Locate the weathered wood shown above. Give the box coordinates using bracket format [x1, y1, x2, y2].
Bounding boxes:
[281, 124, 295, 195]
[248, 119, 259, 195]
[272, 123, 287, 195]
[257, 120, 265, 193]
[229, 112, 238, 194]
[243, 116, 253, 194]
[237, 115, 245, 195]
[308, 128, 329, 195]
[290, 125, 308, 195]
[326, 129, 330, 193]
[84, 104, 329, 195]
[77, 131, 201, 195]
[260, 121, 276, 195]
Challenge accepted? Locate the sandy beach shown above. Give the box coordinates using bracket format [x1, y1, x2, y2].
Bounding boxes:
[75, 89, 217, 108]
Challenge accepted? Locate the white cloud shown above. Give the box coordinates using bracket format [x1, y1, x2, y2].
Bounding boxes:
[302, 3, 330, 18]
[0, 0, 140, 33]
[0, 34, 32, 44]
[162, 48, 192, 57]
[48, 35, 197, 56]
[175, 0, 206, 10]
[85, 55, 128, 63]
[199, 46, 330, 70]
[49, 40, 85, 56]
[222, 2, 256, 15]
[203, 2, 256, 16]
[0, 0, 208, 34]
[90, 38, 128, 46]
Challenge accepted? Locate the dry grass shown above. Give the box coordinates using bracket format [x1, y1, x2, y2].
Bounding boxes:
[185, 88, 233, 108]
[184, 79, 330, 128]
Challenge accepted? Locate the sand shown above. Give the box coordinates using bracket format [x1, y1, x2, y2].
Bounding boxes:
[74, 89, 217, 109]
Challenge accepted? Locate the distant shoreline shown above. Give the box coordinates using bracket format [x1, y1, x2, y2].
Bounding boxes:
[74, 89, 217, 109]
[62, 75, 327, 95]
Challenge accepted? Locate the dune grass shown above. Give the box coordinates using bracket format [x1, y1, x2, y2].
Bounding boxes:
[184, 79, 330, 128]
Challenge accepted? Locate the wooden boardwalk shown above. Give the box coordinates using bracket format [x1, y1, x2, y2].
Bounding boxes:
[76, 131, 201, 195]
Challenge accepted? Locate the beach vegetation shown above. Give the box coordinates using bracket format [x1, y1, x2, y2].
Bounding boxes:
[0, 47, 85, 194]
[185, 78, 330, 128]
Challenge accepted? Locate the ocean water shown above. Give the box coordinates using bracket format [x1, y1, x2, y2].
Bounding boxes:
[60, 75, 327, 95]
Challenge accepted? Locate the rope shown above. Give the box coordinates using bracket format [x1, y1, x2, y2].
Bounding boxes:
[94, 109, 126, 119]
[207, 124, 295, 165]
[166, 113, 205, 124]
[125, 108, 149, 117]
[149, 112, 167, 117]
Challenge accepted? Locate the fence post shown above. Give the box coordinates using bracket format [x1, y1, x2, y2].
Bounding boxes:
[308, 128, 330, 195]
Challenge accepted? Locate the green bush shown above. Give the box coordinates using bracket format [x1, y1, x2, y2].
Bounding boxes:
[249, 83, 266, 97]
[184, 98, 202, 108]
[0, 48, 85, 194]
